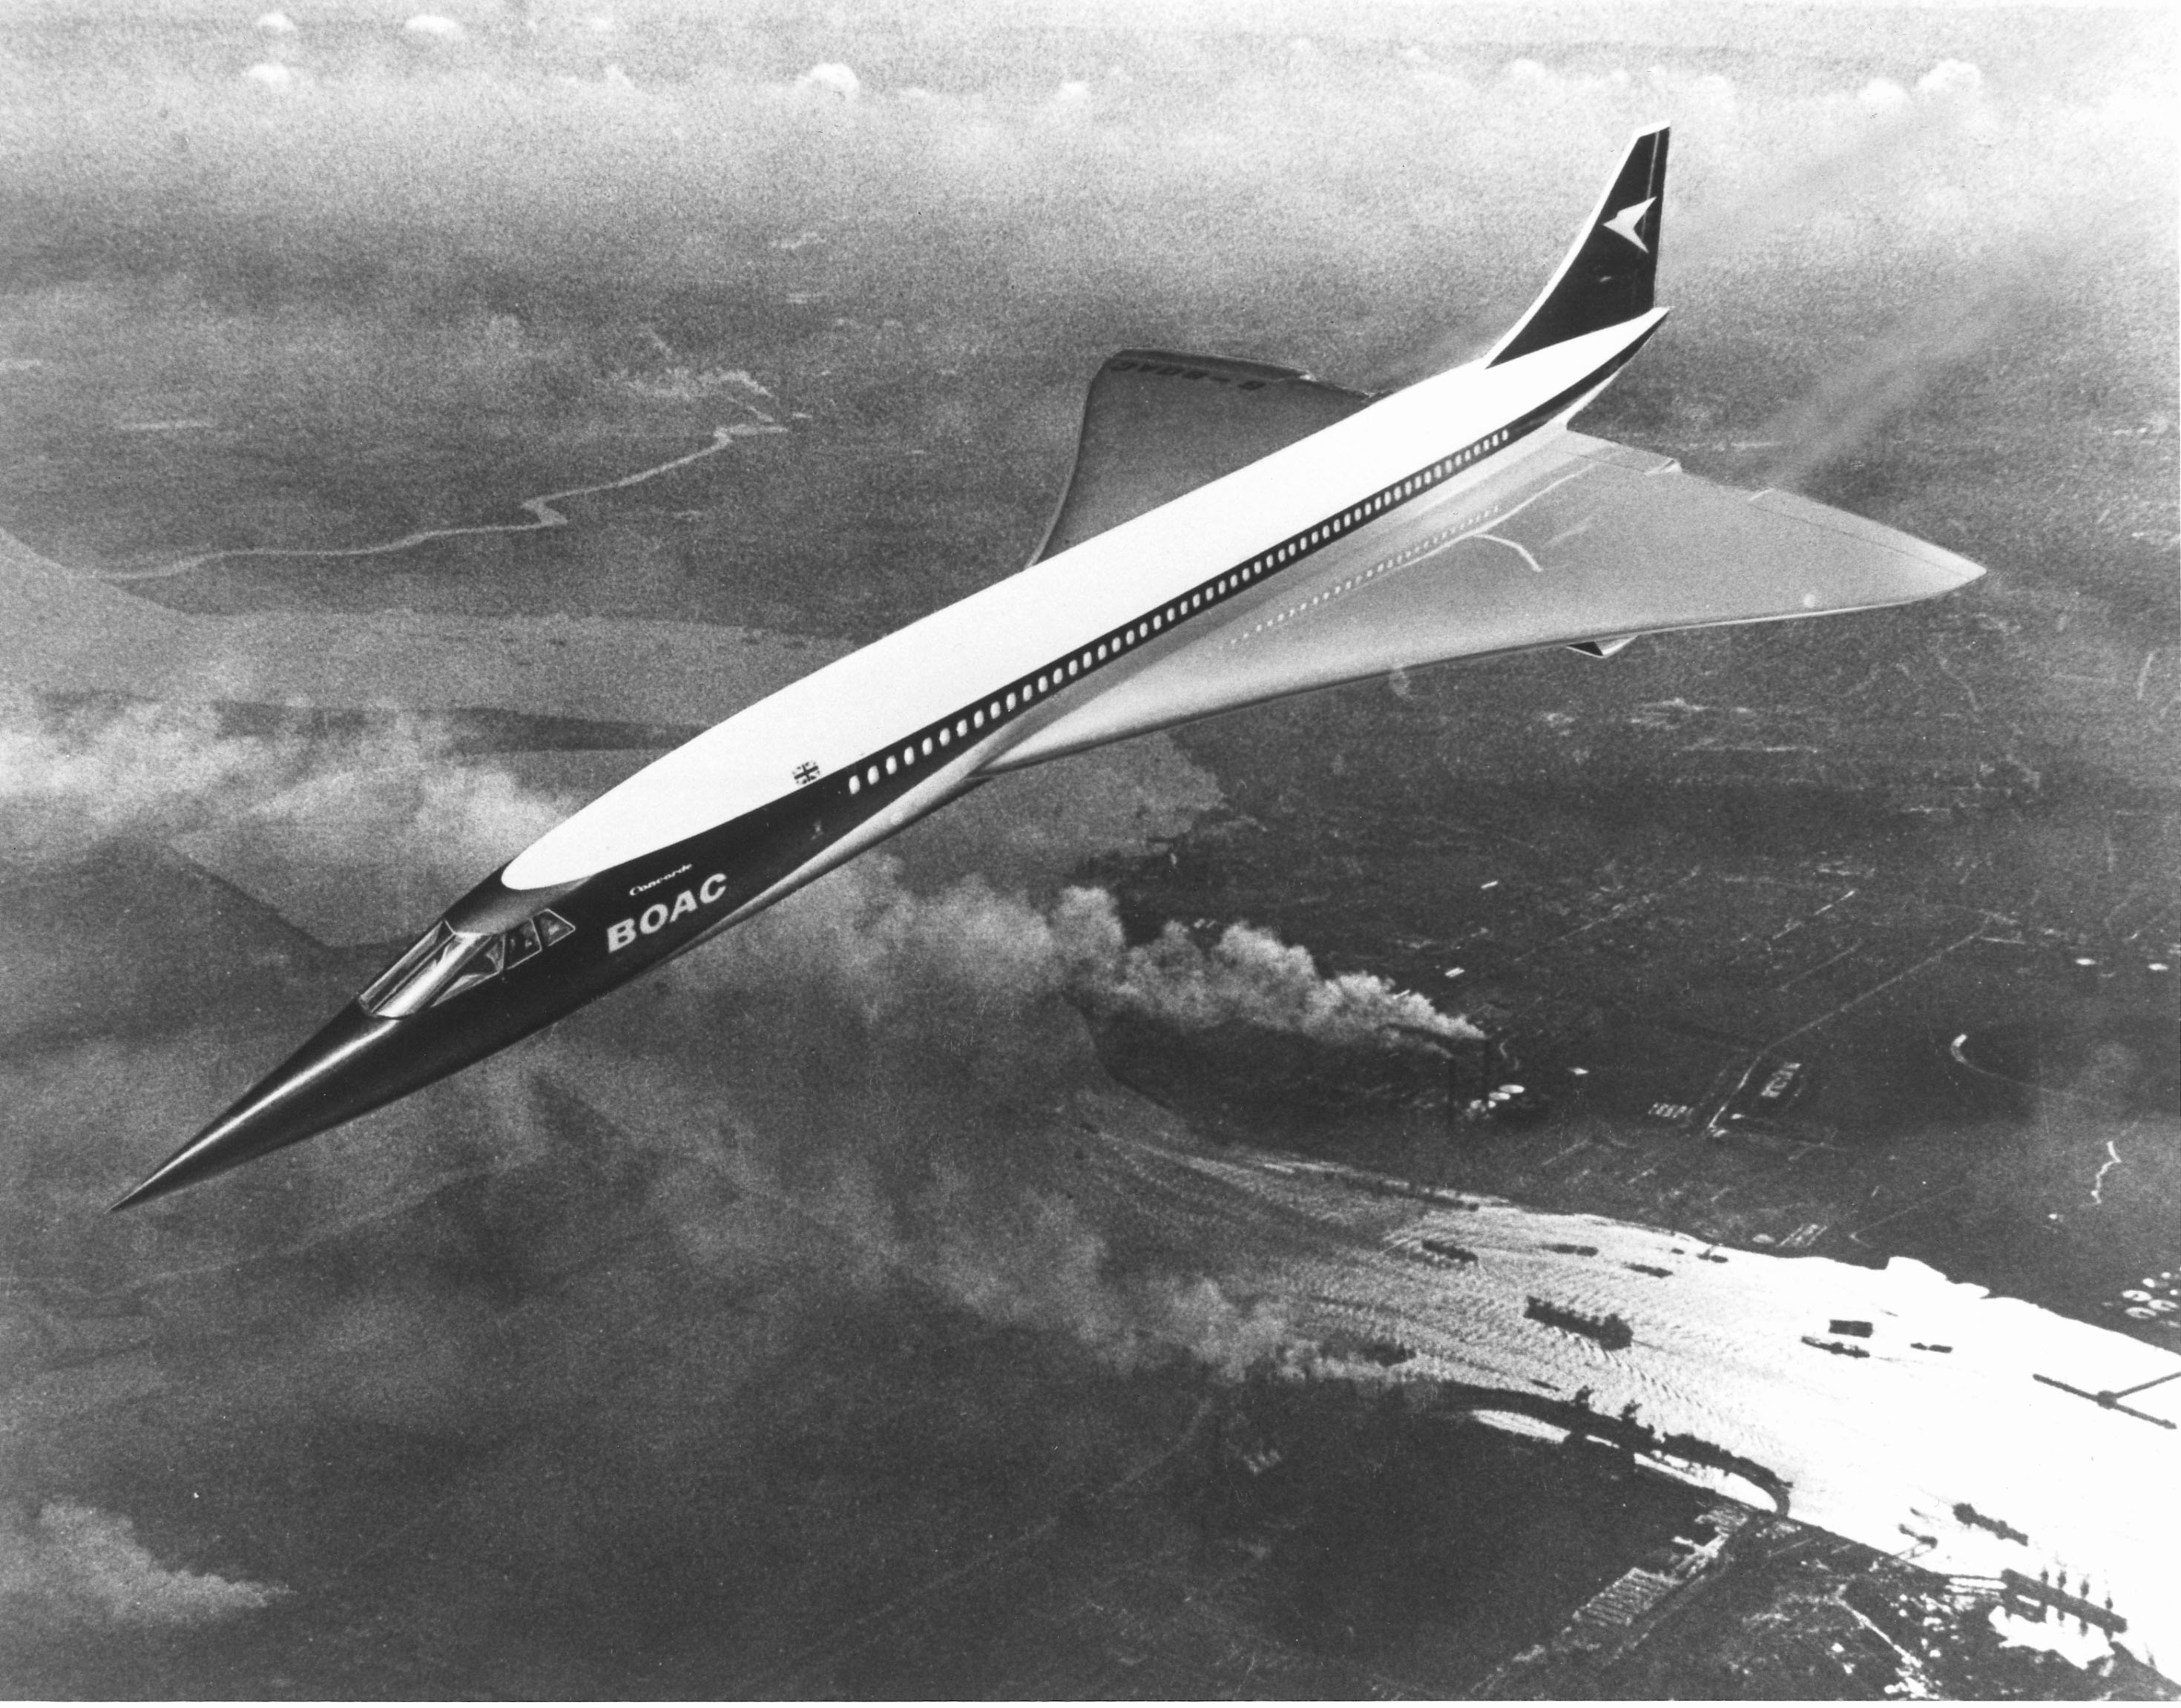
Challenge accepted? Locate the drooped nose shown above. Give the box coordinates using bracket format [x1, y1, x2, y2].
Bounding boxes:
[111, 1005, 402, 1210]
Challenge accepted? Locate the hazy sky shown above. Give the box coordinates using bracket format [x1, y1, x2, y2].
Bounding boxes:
[4, 1, 2168, 378]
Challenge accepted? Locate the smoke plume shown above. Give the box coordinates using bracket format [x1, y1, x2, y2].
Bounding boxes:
[1052, 888, 1481, 1048]
[536, 853, 1461, 1374]
[710, 857, 1474, 1055]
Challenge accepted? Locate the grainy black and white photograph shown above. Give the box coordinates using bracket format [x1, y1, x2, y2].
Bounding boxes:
[1, 0, 2174, 1698]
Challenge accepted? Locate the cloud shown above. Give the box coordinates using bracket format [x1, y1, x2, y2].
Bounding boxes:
[1916, 59, 1984, 99]
[0, 690, 283, 857]
[795, 62, 861, 100]
[1858, 78, 1909, 116]
[924, 1190, 1300, 1376]
[0, 1502, 286, 1630]
[480, 852, 1469, 1382]
[0, 672, 1437, 1385]
[0, 13, 2157, 386]
[0, 689, 573, 886]
[0, 4, 2163, 641]
[0, 653, 1359, 1395]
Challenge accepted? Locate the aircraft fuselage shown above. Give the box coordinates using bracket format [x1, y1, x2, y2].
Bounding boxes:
[113, 126, 1978, 1207]
[119, 319, 1661, 1202]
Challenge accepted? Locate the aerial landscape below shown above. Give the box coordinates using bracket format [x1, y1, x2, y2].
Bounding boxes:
[1, 0, 2175, 1699]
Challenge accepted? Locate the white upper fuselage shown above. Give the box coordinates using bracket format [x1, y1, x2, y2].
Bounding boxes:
[501, 312, 1665, 891]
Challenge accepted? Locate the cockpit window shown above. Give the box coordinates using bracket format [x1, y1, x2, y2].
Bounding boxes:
[360, 923, 495, 1018]
[359, 910, 579, 1018]
[436, 933, 504, 1004]
[503, 917, 542, 969]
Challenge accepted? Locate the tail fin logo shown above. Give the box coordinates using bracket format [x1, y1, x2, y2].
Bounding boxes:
[1603, 197, 1657, 253]
[1485, 125, 1668, 368]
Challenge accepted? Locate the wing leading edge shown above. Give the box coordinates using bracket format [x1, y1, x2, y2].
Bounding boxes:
[1033, 349, 1375, 561]
[988, 432, 1984, 769]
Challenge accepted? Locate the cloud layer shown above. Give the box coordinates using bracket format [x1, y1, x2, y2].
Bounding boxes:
[0, 688, 573, 882]
[0, 1503, 286, 1631]
[1, 5, 2168, 583]
[0, 679, 1458, 1382]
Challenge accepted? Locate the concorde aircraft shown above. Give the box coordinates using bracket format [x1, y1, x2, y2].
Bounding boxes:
[115, 125, 1984, 1207]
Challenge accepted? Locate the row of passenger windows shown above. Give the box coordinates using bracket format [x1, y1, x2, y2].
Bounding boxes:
[1236, 498, 1505, 642]
[839, 424, 1519, 801]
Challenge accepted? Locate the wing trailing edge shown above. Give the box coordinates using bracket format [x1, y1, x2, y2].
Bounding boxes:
[987, 431, 1983, 771]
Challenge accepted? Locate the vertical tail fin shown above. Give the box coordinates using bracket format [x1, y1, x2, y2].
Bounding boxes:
[1487, 126, 1669, 366]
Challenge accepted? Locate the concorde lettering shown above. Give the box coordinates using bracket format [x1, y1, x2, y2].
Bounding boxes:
[116, 126, 1985, 1207]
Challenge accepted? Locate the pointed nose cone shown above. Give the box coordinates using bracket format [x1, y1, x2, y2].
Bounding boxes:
[111, 1006, 402, 1210]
